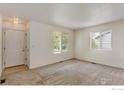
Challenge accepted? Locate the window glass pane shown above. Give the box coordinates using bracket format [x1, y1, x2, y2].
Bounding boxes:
[90, 31, 112, 49]
[62, 33, 68, 52]
[101, 31, 112, 43]
[91, 32, 100, 49]
[101, 43, 111, 49]
[53, 32, 61, 53]
[101, 31, 112, 49]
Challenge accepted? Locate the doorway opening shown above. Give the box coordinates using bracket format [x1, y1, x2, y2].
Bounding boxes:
[2, 16, 29, 76]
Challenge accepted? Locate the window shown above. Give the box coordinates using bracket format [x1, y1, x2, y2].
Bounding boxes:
[90, 30, 112, 49]
[53, 32, 69, 54]
[62, 33, 68, 52]
[53, 32, 61, 53]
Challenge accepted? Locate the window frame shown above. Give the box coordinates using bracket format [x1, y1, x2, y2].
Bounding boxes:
[90, 30, 112, 50]
[53, 32, 69, 54]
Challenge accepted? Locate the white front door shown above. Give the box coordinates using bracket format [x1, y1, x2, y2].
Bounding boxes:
[4, 29, 26, 67]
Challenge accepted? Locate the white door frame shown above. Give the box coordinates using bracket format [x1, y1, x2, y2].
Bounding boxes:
[2, 28, 28, 69]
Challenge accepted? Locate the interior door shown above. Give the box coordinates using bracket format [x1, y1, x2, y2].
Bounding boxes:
[4, 29, 25, 67]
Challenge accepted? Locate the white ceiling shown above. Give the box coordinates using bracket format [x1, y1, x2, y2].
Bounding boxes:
[0, 3, 124, 29]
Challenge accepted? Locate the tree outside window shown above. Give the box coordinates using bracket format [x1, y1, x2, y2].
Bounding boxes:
[53, 32, 69, 54]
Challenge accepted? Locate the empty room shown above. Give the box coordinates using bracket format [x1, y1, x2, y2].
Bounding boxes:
[0, 3, 124, 85]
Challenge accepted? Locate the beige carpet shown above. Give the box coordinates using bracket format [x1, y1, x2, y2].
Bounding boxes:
[1, 60, 124, 85]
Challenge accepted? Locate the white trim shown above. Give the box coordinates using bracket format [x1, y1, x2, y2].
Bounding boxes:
[53, 52, 61, 54]
[0, 69, 2, 77]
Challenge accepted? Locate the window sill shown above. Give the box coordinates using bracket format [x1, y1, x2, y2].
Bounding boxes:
[90, 48, 112, 51]
[53, 50, 68, 54]
[53, 52, 61, 54]
[62, 50, 68, 52]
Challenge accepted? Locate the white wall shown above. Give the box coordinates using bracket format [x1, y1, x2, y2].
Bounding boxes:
[29, 21, 74, 69]
[0, 15, 2, 76]
[75, 20, 124, 69]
